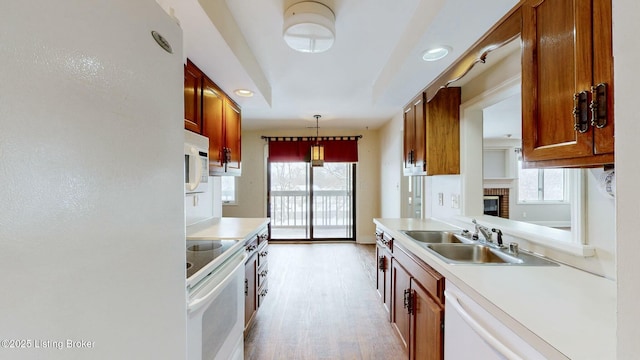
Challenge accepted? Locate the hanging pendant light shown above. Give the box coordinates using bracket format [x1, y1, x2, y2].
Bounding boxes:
[310, 115, 324, 167]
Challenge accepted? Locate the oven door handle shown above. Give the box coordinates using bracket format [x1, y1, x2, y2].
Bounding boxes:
[188, 252, 247, 314]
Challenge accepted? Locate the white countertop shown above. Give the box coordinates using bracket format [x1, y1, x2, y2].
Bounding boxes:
[186, 217, 270, 240]
[374, 218, 616, 360]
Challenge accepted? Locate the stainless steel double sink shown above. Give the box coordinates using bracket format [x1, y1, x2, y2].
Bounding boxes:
[400, 230, 558, 266]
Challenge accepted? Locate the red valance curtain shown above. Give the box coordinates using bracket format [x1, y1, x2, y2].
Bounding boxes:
[265, 136, 360, 163]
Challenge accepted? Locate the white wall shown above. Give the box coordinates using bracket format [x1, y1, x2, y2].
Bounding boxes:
[426, 176, 463, 219]
[0, 1, 186, 358]
[379, 113, 404, 218]
[185, 176, 222, 225]
[613, 0, 640, 355]
[224, 128, 381, 243]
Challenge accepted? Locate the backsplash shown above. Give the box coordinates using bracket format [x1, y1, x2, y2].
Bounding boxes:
[185, 176, 222, 226]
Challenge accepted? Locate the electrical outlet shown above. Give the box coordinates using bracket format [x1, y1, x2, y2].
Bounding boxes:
[438, 193, 444, 206]
[522, 212, 527, 218]
[193, 194, 199, 207]
[451, 194, 460, 209]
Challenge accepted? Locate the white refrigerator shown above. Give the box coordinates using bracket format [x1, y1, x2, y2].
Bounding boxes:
[0, 1, 186, 359]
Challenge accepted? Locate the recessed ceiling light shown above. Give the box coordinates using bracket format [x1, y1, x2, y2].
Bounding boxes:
[234, 89, 254, 97]
[422, 46, 452, 62]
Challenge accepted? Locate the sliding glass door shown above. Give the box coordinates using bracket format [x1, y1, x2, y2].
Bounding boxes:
[268, 162, 355, 241]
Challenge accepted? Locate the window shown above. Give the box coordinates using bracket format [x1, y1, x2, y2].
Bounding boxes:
[221, 176, 236, 204]
[517, 161, 566, 202]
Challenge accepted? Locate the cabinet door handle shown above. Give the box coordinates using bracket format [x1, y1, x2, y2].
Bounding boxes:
[590, 83, 608, 129]
[244, 278, 249, 296]
[573, 91, 590, 133]
[223, 147, 231, 171]
[403, 289, 413, 315]
[259, 250, 269, 257]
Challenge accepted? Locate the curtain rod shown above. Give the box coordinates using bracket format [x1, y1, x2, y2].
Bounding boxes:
[260, 135, 363, 141]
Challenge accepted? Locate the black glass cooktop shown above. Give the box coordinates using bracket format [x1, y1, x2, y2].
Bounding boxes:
[186, 239, 240, 279]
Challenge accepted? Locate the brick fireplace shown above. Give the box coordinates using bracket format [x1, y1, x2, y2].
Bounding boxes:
[483, 188, 509, 219]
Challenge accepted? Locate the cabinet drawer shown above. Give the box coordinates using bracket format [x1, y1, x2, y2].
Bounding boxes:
[244, 236, 258, 258]
[257, 263, 268, 288]
[257, 229, 269, 246]
[257, 243, 268, 268]
[394, 242, 444, 304]
[258, 279, 268, 307]
[376, 229, 394, 252]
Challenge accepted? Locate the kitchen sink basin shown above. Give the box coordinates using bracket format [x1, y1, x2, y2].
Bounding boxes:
[425, 243, 559, 266]
[400, 230, 469, 244]
[426, 243, 522, 264]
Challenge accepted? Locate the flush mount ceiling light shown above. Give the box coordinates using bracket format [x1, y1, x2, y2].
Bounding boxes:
[422, 46, 452, 62]
[283, 2, 335, 53]
[234, 89, 254, 97]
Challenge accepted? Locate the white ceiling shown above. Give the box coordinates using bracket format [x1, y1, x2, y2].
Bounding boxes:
[157, 0, 520, 130]
[483, 93, 522, 141]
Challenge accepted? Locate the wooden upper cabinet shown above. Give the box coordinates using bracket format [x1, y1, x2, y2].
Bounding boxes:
[184, 59, 242, 176]
[201, 77, 224, 168]
[203, 87, 242, 176]
[521, 0, 614, 167]
[403, 94, 424, 176]
[223, 99, 242, 174]
[184, 60, 203, 133]
[425, 87, 460, 175]
[403, 88, 460, 176]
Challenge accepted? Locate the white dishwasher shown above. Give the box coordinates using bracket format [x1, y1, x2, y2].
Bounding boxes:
[444, 280, 546, 360]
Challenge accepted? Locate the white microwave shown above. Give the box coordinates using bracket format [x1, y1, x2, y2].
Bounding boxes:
[184, 130, 209, 193]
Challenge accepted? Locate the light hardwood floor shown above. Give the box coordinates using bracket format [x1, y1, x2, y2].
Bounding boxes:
[244, 242, 407, 360]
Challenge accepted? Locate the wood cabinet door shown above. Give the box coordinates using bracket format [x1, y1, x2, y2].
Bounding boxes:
[522, 0, 594, 162]
[591, 0, 614, 155]
[425, 87, 460, 175]
[383, 250, 392, 318]
[376, 244, 385, 299]
[184, 61, 203, 133]
[413, 96, 426, 173]
[376, 245, 392, 318]
[410, 279, 443, 360]
[403, 104, 416, 174]
[201, 78, 224, 170]
[404, 94, 426, 175]
[244, 253, 257, 329]
[224, 99, 242, 173]
[391, 258, 411, 353]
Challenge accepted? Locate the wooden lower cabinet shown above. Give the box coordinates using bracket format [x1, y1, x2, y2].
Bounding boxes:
[376, 231, 393, 319]
[392, 259, 412, 351]
[411, 279, 444, 360]
[387, 239, 444, 360]
[244, 252, 257, 329]
[244, 227, 269, 333]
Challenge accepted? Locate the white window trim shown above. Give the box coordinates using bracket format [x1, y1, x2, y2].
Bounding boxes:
[516, 166, 570, 205]
[221, 176, 237, 206]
